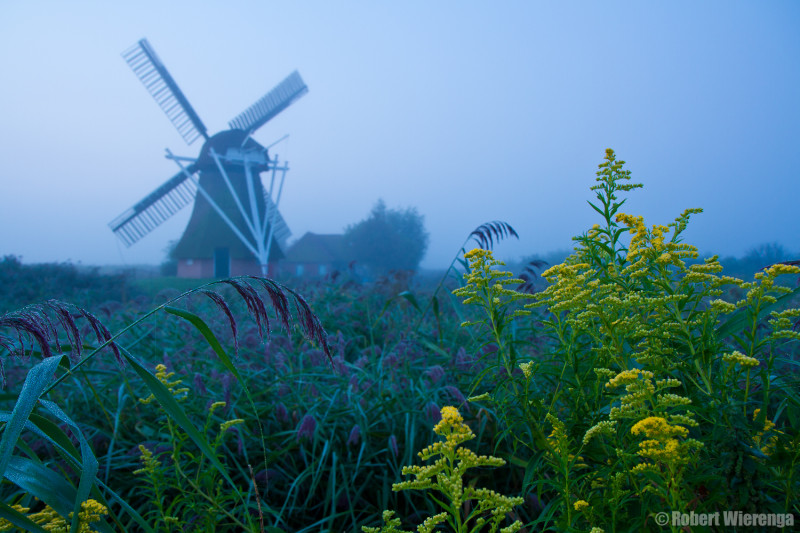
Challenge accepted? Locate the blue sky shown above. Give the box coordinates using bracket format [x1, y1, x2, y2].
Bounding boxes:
[1, 1, 798, 269]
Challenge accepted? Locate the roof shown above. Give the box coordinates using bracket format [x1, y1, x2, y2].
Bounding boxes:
[283, 233, 348, 264]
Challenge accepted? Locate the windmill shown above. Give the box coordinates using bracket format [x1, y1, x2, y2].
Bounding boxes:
[109, 38, 307, 278]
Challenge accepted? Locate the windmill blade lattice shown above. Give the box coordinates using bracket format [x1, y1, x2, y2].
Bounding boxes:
[228, 71, 308, 135]
[122, 39, 209, 146]
[109, 170, 198, 247]
[263, 190, 291, 252]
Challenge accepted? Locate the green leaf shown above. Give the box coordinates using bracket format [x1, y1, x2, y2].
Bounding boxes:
[165, 306, 240, 377]
[27, 412, 81, 461]
[398, 291, 422, 313]
[586, 199, 608, 219]
[0, 415, 117, 533]
[39, 399, 99, 533]
[0, 355, 63, 479]
[419, 339, 449, 359]
[94, 477, 154, 533]
[4, 455, 76, 518]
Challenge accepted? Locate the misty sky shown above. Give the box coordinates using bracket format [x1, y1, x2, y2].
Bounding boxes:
[1, 1, 798, 269]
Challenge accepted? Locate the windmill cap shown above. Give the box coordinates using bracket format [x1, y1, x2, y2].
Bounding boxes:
[195, 129, 270, 171]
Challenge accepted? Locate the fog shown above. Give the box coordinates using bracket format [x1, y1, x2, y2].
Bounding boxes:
[1, 1, 798, 270]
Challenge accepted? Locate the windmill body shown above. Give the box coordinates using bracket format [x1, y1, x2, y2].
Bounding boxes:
[109, 38, 305, 278]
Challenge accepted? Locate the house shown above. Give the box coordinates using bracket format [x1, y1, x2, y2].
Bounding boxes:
[279, 232, 350, 278]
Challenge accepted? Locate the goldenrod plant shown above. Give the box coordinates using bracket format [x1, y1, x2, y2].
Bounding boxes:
[133, 365, 251, 530]
[454, 149, 800, 531]
[363, 406, 523, 533]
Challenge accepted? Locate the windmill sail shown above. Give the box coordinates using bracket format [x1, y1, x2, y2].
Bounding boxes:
[228, 71, 308, 135]
[109, 170, 198, 247]
[264, 192, 291, 252]
[122, 39, 209, 146]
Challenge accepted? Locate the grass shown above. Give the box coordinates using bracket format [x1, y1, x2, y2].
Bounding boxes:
[0, 149, 798, 532]
[132, 277, 217, 299]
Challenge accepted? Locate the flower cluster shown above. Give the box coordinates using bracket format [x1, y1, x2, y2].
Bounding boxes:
[583, 420, 617, 446]
[139, 363, 189, 404]
[614, 209, 701, 269]
[518, 361, 534, 380]
[573, 500, 590, 512]
[453, 248, 531, 326]
[752, 408, 782, 456]
[133, 443, 161, 475]
[367, 406, 523, 533]
[721, 350, 760, 368]
[0, 499, 109, 533]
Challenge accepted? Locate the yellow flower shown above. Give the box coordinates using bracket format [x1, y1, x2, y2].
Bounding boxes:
[753, 409, 782, 456]
[220, 418, 245, 432]
[722, 350, 760, 367]
[139, 364, 189, 404]
[0, 504, 31, 530]
[764, 263, 800, 276]
[209, 401, 227, 413]
[574, 499, 589, 511]
[133, 443, 161, 475]
[605, 369, 654, 389]
[26, 499, 107, 533]
[630, 416, 688, 439]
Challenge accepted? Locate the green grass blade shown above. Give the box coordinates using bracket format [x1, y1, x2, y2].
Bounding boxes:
[39, 399, 99, 533]
[4, 455, 76, 518]
[104, 384, 127, 485]
[164, 306, 240, 377]
[398, 291, 422, 313]
[0, 415, 118, 533]
[0, 355, 63, 479]
[94, 477, 155, 533]
[27, 412, 81, 460]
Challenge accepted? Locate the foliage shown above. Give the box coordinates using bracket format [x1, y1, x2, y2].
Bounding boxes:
[0, 149, 797, 532]
[344, 200, 430, 275]
[364, 406, 523, 533]
[0, 256, 141, 313]
[453, 149, 800, 532]
[160, 240, 179, 277]
[717, 242, 797, 281]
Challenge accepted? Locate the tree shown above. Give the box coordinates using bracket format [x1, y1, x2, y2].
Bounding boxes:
[160, 240, 178, 276]
[344, 200, 429, 275]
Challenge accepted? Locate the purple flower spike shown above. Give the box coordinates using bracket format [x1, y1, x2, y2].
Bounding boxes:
[388, 435, 399, 458]
[424, 365, 445, 385]
[445, 385, 467, 407]
[275, 402, 289, 423]
[347, 424, 361, 447]
[425, 401, 441, 423]
[297, 413, 317, 442]
[193, 373, 207, 396]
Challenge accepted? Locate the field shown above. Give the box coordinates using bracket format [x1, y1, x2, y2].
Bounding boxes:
[1, 151, 798, 532]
